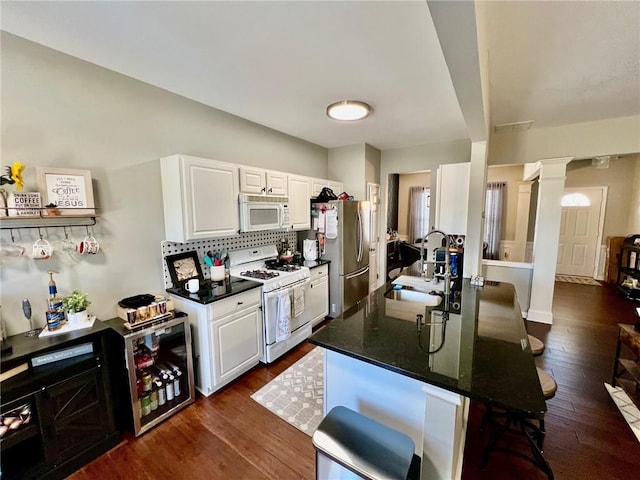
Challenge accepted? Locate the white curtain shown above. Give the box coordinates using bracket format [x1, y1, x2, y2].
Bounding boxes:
[408, 187, 430, 244]
[484, 182, 506, 259]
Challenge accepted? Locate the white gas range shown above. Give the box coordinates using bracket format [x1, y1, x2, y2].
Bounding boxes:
[229, 245, 311, 363]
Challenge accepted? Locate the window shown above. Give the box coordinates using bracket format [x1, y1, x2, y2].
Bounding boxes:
[561, 193, 590, 207]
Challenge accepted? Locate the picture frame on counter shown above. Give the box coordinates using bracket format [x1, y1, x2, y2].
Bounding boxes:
[36, 167, 95, 215]
[165, 251, 204, 289]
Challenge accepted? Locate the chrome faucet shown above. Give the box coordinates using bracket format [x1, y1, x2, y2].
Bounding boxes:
[420, 229, 451, 309]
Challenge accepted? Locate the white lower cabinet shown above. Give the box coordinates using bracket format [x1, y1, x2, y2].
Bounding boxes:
[169, 288, 263, 396]
[308, 265, 329, 326]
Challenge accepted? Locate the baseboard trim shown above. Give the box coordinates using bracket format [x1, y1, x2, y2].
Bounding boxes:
[526, 309, 553, 324]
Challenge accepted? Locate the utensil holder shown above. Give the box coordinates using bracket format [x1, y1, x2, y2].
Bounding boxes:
[210, 265, 225, 281]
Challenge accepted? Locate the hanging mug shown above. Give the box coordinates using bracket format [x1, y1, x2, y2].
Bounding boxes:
[32, 238, 52, 260]
[79, 235, 100, 255]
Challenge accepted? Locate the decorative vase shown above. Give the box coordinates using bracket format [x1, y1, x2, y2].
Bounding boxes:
[67, 310, 89, 326]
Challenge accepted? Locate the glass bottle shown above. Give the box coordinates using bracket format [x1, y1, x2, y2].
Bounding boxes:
[47, 270, 64, 328]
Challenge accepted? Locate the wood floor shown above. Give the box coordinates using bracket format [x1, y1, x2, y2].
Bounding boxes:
[70, 282, 640, 480]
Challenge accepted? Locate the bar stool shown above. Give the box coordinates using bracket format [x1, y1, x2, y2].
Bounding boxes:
[480, 367, 557, 480]
[528, 334, 545, 356]
[312, 406, 420, 480]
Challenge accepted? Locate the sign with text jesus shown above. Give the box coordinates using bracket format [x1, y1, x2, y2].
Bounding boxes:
[36, 167, 95, 215]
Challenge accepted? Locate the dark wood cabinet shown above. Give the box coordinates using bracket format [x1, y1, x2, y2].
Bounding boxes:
[0, 322, 120, 479]
[616, 235, 640, 301]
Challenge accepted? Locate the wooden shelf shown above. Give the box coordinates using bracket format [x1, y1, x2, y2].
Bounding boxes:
[0, 214, 97, 230]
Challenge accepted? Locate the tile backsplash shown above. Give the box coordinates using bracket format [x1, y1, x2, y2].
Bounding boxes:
[161, 230, 297, 288]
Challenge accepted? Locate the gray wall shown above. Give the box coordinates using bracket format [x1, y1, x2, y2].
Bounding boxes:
[564, 156, 638, 239]
[1, 33, 327, 335]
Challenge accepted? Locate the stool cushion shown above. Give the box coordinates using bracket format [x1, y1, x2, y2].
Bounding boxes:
[312, 406, 415, 480]
[528, 334, 545, 356]
[536, 367, 557, 399]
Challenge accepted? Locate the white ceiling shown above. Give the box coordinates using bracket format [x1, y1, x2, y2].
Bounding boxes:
[2, 1, 639, 151]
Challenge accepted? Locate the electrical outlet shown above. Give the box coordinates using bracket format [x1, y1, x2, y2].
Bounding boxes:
[332, 303, 337, 313]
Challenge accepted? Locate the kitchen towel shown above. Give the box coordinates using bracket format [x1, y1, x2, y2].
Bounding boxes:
[325, 209, 338, 239]
[292, 284, 305, 318]
[276, 290, 291, 342]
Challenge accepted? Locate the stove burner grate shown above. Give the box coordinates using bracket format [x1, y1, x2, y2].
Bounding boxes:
[240, 270, 280, 280]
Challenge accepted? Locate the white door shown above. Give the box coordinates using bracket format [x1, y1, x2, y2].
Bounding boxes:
[368, 182, 381, 291]
[556, 187, 606, 277]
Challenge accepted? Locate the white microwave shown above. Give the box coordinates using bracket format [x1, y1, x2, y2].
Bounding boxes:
[239, 194, 290, 232]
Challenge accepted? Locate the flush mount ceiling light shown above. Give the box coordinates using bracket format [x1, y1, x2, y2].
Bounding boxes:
[326, 101, 372, 121]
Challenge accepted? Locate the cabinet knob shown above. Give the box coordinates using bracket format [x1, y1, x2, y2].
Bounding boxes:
[237, 301, 244, 305]
[268, 188, 273, 193]
[261, 187, 266, 192]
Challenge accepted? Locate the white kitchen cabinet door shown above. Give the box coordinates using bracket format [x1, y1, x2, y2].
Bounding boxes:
[311, 178, 327, 198]
[435, 163, 469, 236]
[288, 174, 311, 230]
[161, 154, 239, 242]
[266, 171, 288, 196]
[328, 181, 344, 195]
[209, 304, 263, 388]
[308, 265, 329, 326]
[311, 178, 343, 198]
[239, 167, 288, 196]
[239, 166, 266, 194]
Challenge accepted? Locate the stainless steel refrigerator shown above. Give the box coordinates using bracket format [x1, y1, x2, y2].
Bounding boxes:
[311, 200, 370, 316]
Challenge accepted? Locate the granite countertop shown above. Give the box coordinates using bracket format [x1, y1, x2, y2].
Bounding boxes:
[166, 276, 262, 305]
[309, 278, 546, 416]
[302, 258, 330, 269]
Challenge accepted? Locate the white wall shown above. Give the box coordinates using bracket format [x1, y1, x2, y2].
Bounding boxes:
[1, 33, 327, 335]
[489, 115, 640, 166]
[328, 144, 365, 199]
[564, 156, 637, 238]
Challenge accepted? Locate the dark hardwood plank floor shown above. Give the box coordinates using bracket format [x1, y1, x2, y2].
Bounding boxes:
[70, 283, 640, 479]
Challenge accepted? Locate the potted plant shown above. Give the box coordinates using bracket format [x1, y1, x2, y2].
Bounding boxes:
[61, 289, 91, 325]
[44, 203, 59, 216]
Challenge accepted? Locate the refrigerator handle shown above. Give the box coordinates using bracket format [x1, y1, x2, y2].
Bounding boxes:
[345, 265, 369, 280]
[356, 209, 363, 262]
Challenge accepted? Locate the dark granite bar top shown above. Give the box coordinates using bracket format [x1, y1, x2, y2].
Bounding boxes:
[309, 278, 546, 416]
[166, 276, 262, 305]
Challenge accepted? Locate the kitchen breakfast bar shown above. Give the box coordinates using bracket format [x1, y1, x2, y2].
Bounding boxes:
[309, 278, 546, 480]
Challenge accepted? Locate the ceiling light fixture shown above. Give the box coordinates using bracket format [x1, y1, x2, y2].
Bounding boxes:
[326, 101, 372, 121]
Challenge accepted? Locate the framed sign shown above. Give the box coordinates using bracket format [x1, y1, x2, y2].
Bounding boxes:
[36, 167, 95, 215]
[165, 251, 204, 289]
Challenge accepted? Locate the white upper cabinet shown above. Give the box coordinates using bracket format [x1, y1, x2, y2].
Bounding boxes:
[328, 180, 344, 195]
[161, 154, 239, 242]
[435, 162, 470, 236]
[239, 167, 288, 196]
[311, 178, 344, 198]
[288, 174, 311, 230]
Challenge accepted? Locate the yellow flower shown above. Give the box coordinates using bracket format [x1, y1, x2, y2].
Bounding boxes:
[10, 161, 25, 191]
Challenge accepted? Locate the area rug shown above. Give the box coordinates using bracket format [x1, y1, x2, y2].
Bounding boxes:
[555, 274, 601, 286]
[251, 347, 324, 436]
[604, 383, 640, 443]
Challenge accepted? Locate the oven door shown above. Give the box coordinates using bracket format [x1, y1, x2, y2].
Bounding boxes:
[263, 278, 311, 345]
[240, 202, 285, 232]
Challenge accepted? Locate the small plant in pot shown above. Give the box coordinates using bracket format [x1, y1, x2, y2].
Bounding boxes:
[62, 289, 91, 325]
[44, 203, 59, 216]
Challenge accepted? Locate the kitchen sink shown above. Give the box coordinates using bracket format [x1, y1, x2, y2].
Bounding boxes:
[384, 286, 442, 322]
[391, 275, 450, 293]
[384, 288, 443, 307]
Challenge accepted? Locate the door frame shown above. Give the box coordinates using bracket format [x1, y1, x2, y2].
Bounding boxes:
[558, 186, 608, 279]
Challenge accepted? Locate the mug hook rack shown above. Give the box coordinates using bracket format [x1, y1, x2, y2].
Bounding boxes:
[0, 215, 97, 231]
